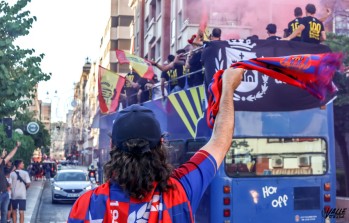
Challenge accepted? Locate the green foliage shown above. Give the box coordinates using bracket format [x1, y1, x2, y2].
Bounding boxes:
[13, 110, 51, 155]
[0, 124, 35, 166]
[326, 33, 349, 104]
[0, 110, 52, 166]
[0, 0, 51, 117]
[324, 33, 349, 132]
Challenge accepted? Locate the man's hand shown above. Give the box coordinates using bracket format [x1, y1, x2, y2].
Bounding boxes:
[148, 60, 157, 66]
[16, 141, 21, 147]
[222, 68, 244, 91]
[1, 150, 7, 158]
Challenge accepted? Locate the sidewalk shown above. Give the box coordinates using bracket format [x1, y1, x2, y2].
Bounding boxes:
[25, 180, 45, 223]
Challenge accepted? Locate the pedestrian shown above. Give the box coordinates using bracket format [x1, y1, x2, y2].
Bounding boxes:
[44, 163, 51, 180]
[0, 142, 20, 223]
[5, 167, 13, 223]
[283, 4, 326, 43]
[67, 67, 243, 222]
[10, 160, 30, 223]
[265, 23, 281, 40]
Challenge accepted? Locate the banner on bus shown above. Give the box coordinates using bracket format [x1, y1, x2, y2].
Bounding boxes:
[201, 39, 338, 111]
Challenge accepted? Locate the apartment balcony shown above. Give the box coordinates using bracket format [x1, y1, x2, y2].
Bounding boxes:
[111, 26, 131, 40]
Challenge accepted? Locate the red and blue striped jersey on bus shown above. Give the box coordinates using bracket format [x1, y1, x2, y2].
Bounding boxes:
[67, 150, 217, 223]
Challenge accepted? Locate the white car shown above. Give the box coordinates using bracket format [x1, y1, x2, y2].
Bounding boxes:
[51, 169, 93, 203]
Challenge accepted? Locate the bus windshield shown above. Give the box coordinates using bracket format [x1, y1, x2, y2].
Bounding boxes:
[225, 138, 327, 177]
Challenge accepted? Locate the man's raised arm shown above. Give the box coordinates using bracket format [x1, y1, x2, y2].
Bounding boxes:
[4, 141, 21, 164]
[201, 68, 243, 167]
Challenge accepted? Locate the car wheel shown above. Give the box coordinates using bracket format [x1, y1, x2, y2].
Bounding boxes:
[52, 196, 57, 204]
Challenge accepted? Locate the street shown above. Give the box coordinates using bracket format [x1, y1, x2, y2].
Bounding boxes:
[33, 180, 73, 223]
[31, 165, 90, 223]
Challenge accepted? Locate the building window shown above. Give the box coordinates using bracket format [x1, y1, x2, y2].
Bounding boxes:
[335, 14, 349, 35]
[118, 39, 131, 50]
[171, 19, 176, 45]
[135, 32, 139, 49]
[155, 39, 161, 61]
[150, 45, 155, 61]
[156, 0, 161, 18]
[119, 16, 134, 26]
[150, 0, 156, 21]
[178, 11, 183, 31]
[145, 17, 149, 31]
[111, 16, 118, 27]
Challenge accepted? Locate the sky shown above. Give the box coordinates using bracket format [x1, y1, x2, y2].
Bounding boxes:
[13, 0, 110, 122]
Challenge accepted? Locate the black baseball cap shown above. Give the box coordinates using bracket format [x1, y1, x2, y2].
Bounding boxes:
[111, 104, 161, 154]
[266, 24, 277, 34]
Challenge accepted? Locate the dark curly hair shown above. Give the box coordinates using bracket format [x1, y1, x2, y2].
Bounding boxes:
[104, 139, 174, 200]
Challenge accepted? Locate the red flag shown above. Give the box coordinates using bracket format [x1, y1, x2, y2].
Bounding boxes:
[206, 53, 343, 129]
[115, 50, 154, 79]
[98, 66, 126, 114]
[232, 53, 342, 100]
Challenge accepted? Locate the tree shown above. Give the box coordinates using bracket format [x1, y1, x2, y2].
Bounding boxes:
[0, 0, 51, 117]
[14, 110, 51, 150]
[0, 124, 35, 166]
[324, 32, 349, 196]
[0, 110, 51, 166]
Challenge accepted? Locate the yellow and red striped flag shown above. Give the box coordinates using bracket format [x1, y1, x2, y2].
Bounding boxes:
[115, 49, 154, 80]
[98, 66, 126, 114]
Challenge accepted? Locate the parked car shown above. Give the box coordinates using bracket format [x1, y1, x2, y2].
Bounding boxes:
[51, 169, 93, 203]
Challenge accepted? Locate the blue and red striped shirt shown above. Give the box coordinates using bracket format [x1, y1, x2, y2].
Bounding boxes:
[68, 150, 217, 223]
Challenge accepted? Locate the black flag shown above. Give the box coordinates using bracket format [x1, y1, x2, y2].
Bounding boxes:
[201, 39, 334, 111]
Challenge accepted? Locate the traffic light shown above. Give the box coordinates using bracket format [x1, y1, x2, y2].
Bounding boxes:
[1, 118, 13, 138]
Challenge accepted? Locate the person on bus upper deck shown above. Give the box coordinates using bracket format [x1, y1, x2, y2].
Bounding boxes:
[285, 6, 331, 42]
[186, 45, 204, 88]
[287, 7, 303, 41]
[200, 27, 224, 91]
[159, 51, 186, 98]
[283, 4, 326, 44]
[192, 27, 222, 46]
[265, 23, 281, 40]
[120, 70, 141, 108]
[67, 67, 244, 223]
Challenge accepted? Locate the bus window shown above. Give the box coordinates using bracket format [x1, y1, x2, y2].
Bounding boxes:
[168, 140, 186, 167]
[185, 138, 207, 163]
[225, 138, 327, 177]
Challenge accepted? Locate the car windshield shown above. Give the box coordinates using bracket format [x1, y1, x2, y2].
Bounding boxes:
[56, 172, 87, 181]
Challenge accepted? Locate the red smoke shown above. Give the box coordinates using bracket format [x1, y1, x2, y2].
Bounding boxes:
[195, 0, 332, 40]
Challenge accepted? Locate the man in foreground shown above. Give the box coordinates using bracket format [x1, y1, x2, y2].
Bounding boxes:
[68, 68, 244, 222]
